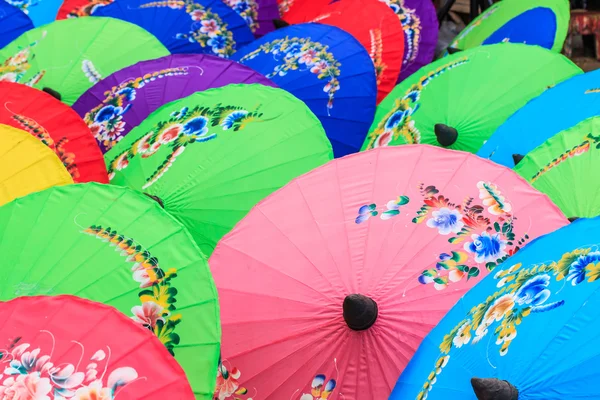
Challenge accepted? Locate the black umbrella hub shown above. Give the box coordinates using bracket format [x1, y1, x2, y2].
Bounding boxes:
[343, 294, 378, 331]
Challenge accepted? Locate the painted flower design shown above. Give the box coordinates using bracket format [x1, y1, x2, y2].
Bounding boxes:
[464, 231, 507, 263]
[567, 251, 600, 285]
[477, 182, 512, 215]
[214, 361, 248, 400]
[201, 19, 219, 35]
[452, 320, 472, 348]
[0, 373, 52, 400]
[372, 130, 392, 148]
[426, 207, 464, 235]
[131, 301, 166, 329]
[355, 204, 378, 224]
[221, 111, 247, 130]
[224, 0, 259, 32]
[190, 9, 205, 20]
[157, 124, 182, 144]
[299, 374, 336, 400]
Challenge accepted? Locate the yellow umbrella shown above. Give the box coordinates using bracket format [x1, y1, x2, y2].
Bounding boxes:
[0, 124, 73, 206]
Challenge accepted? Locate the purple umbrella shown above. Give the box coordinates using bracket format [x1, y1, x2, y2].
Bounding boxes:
[72, 54, 276, 153]
[223, 0, 281, 37]
[383, 0, 438, 82]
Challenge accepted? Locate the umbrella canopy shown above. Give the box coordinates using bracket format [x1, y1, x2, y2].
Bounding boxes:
[223, 0, 279, 37]
[282, 0, 404, 103]
[0, 295, 194, 399]
[513, 117, 600, 220]
[391, 217, 600, 399]
[479, 70, 600, 168]
[208, 145, 567, 400]
[0, 17, 168, 105]
[57, 0, 114, 18]
[0, 182, 221, 398]
[361, 43, 581, 153]
[72, 54, 276, 154]
[93, 0, 254, 56]
[0, 123, 73, 206]
[0, 82, 108, 183]
[0, 1, 33, 49]
[449, 0, 569, 53]
[3, 0, 60, 26]
[232, 23, 377, 157]
[105, 83, 333, 256]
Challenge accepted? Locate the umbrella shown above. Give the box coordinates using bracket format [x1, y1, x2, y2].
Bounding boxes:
[222, 0, 279, 37]
[0, 1, 33, 49]
[93, 0, 254, 56]
[105, 83, 333, 255]
[391, 217, 600, 400]
[361, 43, 581, 153]
[72, 54, 276, 154]
[232, 23, 377, 157]
[57, 0, 114, 18]
[513, 117, 600, 220]
[208, 145, 567, 400]
[0, 295, 194, 399]
[3, 0, 60, 26]
[0, 182, 221, 398]
[0, 17, 168, 105]
[0, 82, 108, 183]
[0, 123, 73, 206]
[282, 0, 404, 103]
[478, 70, 600, 168]
[448, 0, 569, 53]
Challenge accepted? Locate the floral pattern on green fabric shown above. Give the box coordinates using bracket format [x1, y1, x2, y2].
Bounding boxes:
[416, 245, 600, 399]
[238, 37, 341, 113]
[107, 103, 262, 188]
[364, 57, 469, 149]
[82, 225, 181, 355]
[0, 33, 46, 87]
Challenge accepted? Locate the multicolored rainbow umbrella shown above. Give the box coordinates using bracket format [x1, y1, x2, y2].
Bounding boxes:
[0, 17, 168, 105]
[0, 81, 107, 183]
[448, 0, 569, 53]
[105, 83, 333, 256]
[0, 295, 194, 399]
[72, 54, 275, 153]
[209, 145, 567, 400]
[232, 23, 377, 157]
[93, 0, 254, 56]
[0, 1, 33, 49]
[362, 43, 581, 153]
[0, 123, 73, 206]
[0, 183, 221, 398]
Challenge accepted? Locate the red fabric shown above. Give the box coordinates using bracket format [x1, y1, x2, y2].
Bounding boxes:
[0, 82, 108, 183]
[284, 0, 405, 103]
[56, 0, 113, 19]
[0, 295, 194, 399]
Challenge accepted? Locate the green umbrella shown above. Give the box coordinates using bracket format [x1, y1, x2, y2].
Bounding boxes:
[514, 116, 600, 220]
[361, 43, 581, 153]
[105, 83, 333, 256]
[0, 183, 220, 399]
[449, 0, 569, 53]
[0, 17, 168, 105]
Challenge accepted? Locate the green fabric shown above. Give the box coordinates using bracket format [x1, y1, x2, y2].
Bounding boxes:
[514, 117, 600, 219]
[361, 43, 581, 153]
[450, 0, 569, 52]
[0, 17, 168, 105]
[105, 83, 333, 256]
[0, 183, 220, 399]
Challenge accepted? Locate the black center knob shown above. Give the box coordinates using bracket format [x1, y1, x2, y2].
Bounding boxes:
[471, 378, 519, 400]
[343, 294, 378, 331]
[434, 124, 458, 147]
[42, 87, 61, 101]
[512, 154, 525, 166]
[144, 193, 164, 208]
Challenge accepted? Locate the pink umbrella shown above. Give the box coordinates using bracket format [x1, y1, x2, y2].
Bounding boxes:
[209, 145, 568, 400]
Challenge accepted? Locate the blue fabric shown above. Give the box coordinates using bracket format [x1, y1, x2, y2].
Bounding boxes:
[0, 0, 33, 48]
[478, 70, 600, 167]
[482, 7, 557, 49]
[3, 0, 59, 27]
[94, 0, 253, 55]
[232, 23, 377, 157]
[391, 217, 600, 399]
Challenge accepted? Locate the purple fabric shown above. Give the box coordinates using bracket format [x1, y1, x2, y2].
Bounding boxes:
[254, 0, 281, 37]
[72, 54, 276, 153]
[396, 0, 438, 82]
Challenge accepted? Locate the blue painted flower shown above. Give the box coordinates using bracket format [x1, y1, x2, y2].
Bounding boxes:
[221, 110, 249, 130]
[117, 87, 136, 102]
[95, 105, 122, 123]
[464, 231, 507, 263]
[426, 207, 464, 235]
[384, 110, 406, 131]
[355, 204, 378, 224]
[514, 274, 551, 306]
[182, 116, 209, 137]
[567, 251, 600, 286]
[208, 36, 227, 51]
[233, 1, 249, 12]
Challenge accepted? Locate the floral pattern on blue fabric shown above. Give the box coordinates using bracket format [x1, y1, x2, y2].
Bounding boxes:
[224, 0, 259, 32]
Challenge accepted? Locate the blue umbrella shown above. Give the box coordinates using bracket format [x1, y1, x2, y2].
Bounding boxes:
[3, 0, 59, 26]
[93, 0, 253, 56]
[0, 1, 33, 48]
[391, 217, 600, 399]
[232, 22, 377, 157]
[478, 70, 600, 168]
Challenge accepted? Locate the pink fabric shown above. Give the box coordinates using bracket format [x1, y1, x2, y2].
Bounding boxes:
[210, 145, 568, 400]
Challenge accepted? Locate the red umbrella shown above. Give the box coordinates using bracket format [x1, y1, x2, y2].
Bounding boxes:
[0, 82, 108, 183]
[283, 0, 405, 103]
[0, 295, 194, 399]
